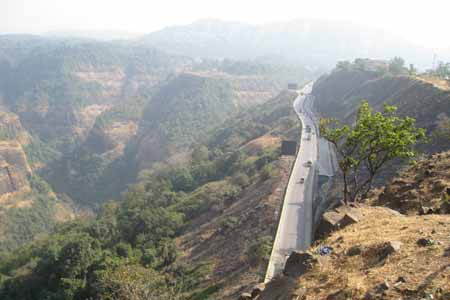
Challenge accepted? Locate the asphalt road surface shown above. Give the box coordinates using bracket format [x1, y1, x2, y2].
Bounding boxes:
[265, 82, 320, 282]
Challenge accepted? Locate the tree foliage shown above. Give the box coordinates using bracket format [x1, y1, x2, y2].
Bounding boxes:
[389, 56, 406, 75]
[320, 101, 425, 203]
[434, 61, 450, 78]
[0, 137, 282, 299]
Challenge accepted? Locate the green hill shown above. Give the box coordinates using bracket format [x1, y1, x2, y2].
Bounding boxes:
[0, 90, 300, 300]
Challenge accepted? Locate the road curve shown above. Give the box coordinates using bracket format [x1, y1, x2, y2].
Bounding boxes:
[265, 82, 318, 282]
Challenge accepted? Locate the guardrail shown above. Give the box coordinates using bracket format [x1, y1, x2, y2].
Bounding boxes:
[264, 88, 319, 282]
[264, 92, 305, 282]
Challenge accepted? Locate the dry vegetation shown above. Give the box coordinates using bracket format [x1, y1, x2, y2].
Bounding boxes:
[178, 156, 294, 300]
[374, 151, 450, 215]
[256, 152, 450, 300]
[296, 205, 450, 300]
[417, 75, 450, 91]
[241, 135, 282, 155]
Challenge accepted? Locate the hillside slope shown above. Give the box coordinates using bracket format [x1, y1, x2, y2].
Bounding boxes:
[46, 71, 288, 206]
[139, 19, 446, 69]
[256, 151, 450, 300]
[374, 151, 450, 215]
[0, 36, 313, 254]
[0, 111, 73, 253]
[0, 90, 301, 300]
[177, 91, 301, 299]
[312, 64, 450, 153]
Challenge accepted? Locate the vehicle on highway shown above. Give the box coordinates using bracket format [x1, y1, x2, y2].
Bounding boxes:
[305, 161, 312, 167]
[298, 178, 305, 184]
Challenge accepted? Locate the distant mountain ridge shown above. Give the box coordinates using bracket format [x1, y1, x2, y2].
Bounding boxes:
[139, 19, 449, 70]
[3, 19, 449, 70]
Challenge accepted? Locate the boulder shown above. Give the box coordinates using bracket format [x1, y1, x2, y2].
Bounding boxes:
[364, 280, 390, 299]
[417, 238, 435, 247]
[326, 289, 352, 300]
[363, 291, 377, 300]
[283, 251, 317, 278]
[315, 211, 343, 238]
[383, 241, 402, 255]
[383, 207, 404, 217]
[419, 206, 434, 215]
[347, 245, 362, 256]
[292, 287, 307, 300]
[339, 212, 359, 227]
[238, 293, 252, 300]
[377, 280, 390, 291]
[251, 283, 266, 298]
[315, 208, 361, 239]
[440, 199, 450, 214]
[395, 276, 406, 284]
[258, 276, 298, 300]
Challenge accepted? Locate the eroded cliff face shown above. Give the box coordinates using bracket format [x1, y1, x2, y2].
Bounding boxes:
[0, 112, 33, 207]
[0, 110, 74, 252]
[0, 141, 31, 197]
[0, 178, 74, 251]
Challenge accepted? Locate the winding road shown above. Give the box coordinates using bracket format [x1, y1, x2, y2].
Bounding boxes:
[265, 82, 334, 282]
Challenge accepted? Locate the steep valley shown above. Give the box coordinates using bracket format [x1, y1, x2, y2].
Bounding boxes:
[0, 35, 312, 256]
[0, 88, 303, 299]
[242, 60, 450, 300]
[0, 30, 449, 300]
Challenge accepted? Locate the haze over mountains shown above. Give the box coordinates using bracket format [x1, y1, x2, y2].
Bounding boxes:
[32, 18, 448, 70]
[0, 13, 449, 300]
[141, 19, 440, 69]
[4, 18, 449, 70]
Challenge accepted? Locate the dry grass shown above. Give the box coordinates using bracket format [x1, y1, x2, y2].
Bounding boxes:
[417, 75, 450, 91]
[241, 135, 281, 155]
[297, 205, 450, 300]
[177, 156, 295, 300]
[374, 151, 450, 214]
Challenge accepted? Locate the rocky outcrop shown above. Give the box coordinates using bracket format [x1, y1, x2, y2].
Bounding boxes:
[315, 205, 361, 239]
[283, 251, 317, 278]
[293, 206, 450, 299]
[0, 141, 32, 201]
[375, 151, 450, 215]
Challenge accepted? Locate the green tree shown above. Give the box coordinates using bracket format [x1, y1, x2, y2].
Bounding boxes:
[94, 265, 182, 300]
[170, 168, 195, 192]
[389, 56, 406, 75]
[432, 113, 450, 147]
[336, 61, 352, 71]
[191, 145, 209, 163]
[320, 101, 425, 204]
[435, 61, 450, 78]
[408, 64, 417, 76]
[246, 236, 272, 267]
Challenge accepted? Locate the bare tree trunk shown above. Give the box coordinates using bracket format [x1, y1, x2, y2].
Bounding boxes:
[343, 171, 349, 205]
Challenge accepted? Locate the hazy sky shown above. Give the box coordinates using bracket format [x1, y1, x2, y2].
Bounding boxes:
[1, 0, 450, 49]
